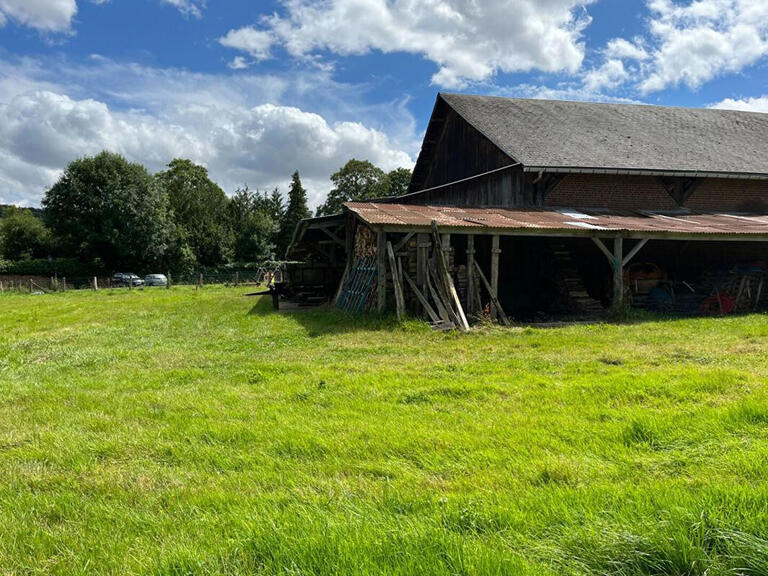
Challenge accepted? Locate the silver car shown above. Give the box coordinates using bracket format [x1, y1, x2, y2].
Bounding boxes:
[144, 273, 168, 287]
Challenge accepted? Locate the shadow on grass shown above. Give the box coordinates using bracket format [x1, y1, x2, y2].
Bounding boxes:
[247, 295, 406, 337]
[248, 294, 766, 335]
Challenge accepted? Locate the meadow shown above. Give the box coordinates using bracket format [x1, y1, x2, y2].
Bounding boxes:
[0, 286, 767, 575]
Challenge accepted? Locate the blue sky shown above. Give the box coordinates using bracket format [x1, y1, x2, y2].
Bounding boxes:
[1, 0, 767, 207]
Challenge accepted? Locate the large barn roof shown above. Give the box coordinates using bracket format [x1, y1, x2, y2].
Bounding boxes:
[437, 93, 768, 179]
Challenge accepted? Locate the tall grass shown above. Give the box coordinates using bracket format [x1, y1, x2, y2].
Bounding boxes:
[0, 287, 766, 574]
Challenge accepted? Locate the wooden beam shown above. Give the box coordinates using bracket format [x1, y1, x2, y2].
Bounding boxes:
[612, 236, 624, 313]
[319, 226, 345, 247]
[592, 237, 614, 266]
[393, 231, 415, 253]
[441, 233, 452, 273]
[386, 241, 406, 321]
[490, 235, 500, 321]
[373, 226, 768, 243]
[473, 261, 511, 326]
[377, 229, 386, 313]
[402, 269, 440, 323]
[416, 233, 430, 295]
[466, 234, 475, 315]
[431, 221, 469, 331]
[622, 238, 649, 267]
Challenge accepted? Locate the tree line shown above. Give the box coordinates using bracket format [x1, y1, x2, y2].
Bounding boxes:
[0, 151, 411, 275]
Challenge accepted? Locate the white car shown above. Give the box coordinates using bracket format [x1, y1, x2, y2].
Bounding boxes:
[144, 273, 168, 287]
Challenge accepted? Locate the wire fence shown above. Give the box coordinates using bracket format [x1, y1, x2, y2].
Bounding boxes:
[0, 266, 284, 294]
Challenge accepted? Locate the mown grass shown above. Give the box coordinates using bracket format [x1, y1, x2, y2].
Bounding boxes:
[0, 286, 767, 575]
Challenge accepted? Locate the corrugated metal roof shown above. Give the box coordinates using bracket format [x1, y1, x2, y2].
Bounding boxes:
[439, 93, 768, 178]
[345, 202, 768, 238]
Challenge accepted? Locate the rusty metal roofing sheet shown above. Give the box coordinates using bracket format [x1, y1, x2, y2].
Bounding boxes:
[344, 202, 768, 237]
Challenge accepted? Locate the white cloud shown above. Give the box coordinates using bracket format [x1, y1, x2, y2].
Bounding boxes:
[158, 0, 204, 18]
[219, 27, 274, 61]
[604, 38, 648, 61]
[228, 56, 250, 70]
[220, 0, 594, 88]
[711, 95, 768, 113]
[0, 0, 77, 32]
[0, 58, 414, 208]
[640, 0, 768, 93]
[583, 59, 628, 91]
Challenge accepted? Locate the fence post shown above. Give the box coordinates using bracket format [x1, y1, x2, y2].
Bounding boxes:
[62, 277, 67, 292]
[167, 271, 171, 289]
[234, 271, 239, 287]
[198, 273, 203, 288]
[29, 279, 33, 293]
[93, 276, 98, 291]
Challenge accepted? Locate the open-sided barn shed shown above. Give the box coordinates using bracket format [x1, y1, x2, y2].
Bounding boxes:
[286, 93, 768, 323]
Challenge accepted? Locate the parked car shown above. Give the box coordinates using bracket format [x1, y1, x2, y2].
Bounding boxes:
[112, 273, 144, 287]
[144, 273, 168, 287]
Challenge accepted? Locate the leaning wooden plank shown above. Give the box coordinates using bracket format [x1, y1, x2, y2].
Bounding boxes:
[473, 260, 512, 326]
[426, 266, 454, 325]
[386, 241, 406, 321]
[430, 221, 469, 331]
[402, 269, 440, 323]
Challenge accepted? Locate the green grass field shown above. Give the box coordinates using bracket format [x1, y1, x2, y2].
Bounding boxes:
[1, 286, 767, 575]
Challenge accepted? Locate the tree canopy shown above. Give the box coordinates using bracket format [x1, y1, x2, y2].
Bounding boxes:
[43, 151, 171, 270]
[315, 160, 412, 216]
[277, 171, 311, 258]
[0, 207, 50, 260]
[157, 159, 233, 268]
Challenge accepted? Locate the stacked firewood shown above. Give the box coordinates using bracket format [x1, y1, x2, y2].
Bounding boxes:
[354, 226, 377, 259]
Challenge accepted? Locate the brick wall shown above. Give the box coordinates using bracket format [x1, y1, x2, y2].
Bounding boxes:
[685, 179, 768, 212]
[545, 174, 679, 210]
[545, 173, 768, 212]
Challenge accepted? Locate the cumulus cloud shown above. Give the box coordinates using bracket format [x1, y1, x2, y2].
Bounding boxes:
[580, 0, 768, 95]
[220, 0, 594, 88]
[0, 0, 77, 32]
[711, 95, 768, 113]
[639, 0, 768, 93]
[219, 27, 274, 62]
[0, 59, 414, 207]
[583, 59, 629, 92]
[604, 38, 648, 61]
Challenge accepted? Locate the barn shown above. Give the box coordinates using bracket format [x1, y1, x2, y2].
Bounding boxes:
[285, 93, 768, 325]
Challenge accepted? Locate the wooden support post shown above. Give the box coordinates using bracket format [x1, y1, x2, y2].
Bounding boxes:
[377, 229, 386, 313]
[167, 272, 171, 289]
[474, 261, 511, 326]
[416, 233, 430, 295]
[92, 276, 98, 292]
[441, 233, 451, 272]
[198, 273, 203, 288]
[466, 234, 475, 315]
[490, 235, 500, 321]
[386, 241, 405, 321]
[431, 221, 469, 331]
[234, 271, 239, 286]
[612, 236, 624, 313]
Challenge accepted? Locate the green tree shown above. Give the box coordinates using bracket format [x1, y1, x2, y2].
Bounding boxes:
[43, 151, 171, 269]
[315, 161, 411, 217]
[157, 159, 233, 268]
[387, 167, 412, 197]
[315, 159, 388, 217]
[0, 207, 51, 260]
[277, 171, 311, 258]
[228, 187, 278, 262]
